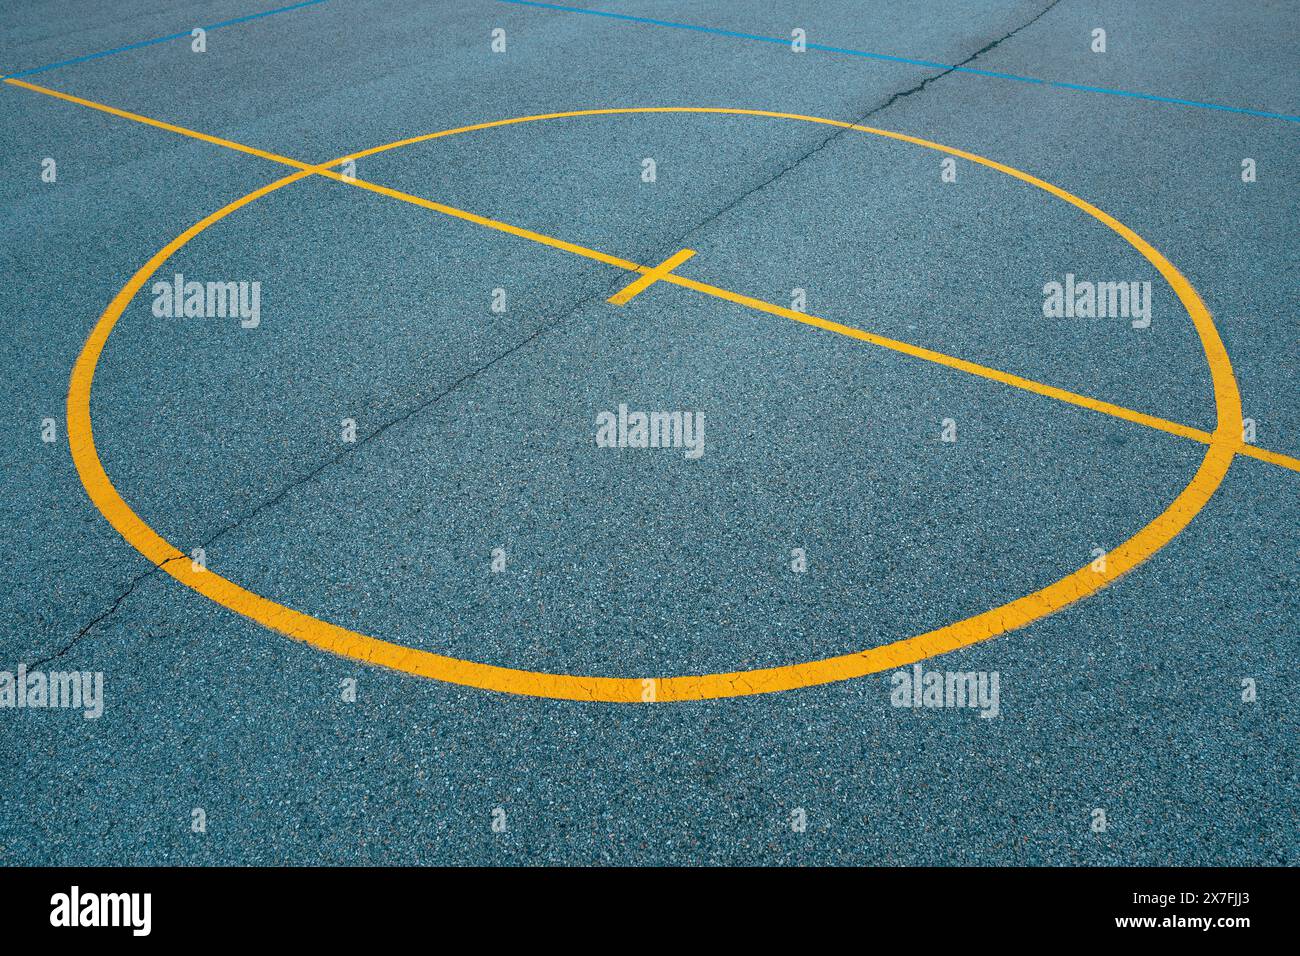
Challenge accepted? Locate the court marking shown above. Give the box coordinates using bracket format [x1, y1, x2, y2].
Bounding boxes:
[5, 0, 1293, 123]
[608, 248, 696, 305]
[3, 0, 336, 80]
[10, 79, 1295, 473]
[500, 0, 1300, 124]
[5, 78, 317, 169]
[47, 103, 1262, 700]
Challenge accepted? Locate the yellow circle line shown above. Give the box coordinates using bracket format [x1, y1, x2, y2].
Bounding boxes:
[67, 108, 1242, 702]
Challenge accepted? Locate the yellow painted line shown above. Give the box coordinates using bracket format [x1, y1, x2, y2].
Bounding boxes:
[327, 164, 1253, 455]
[4, 77, 317, 172]
[8, 80, 1295, 471]
[29, 98, 1286, 699]
[311, 167, 1289, 463]
[5, 78, 645, 273]
[67, 171, 317, 563]
[607, 248, 696, 304]
[320, 170, 1300, 472]
[312, 168, 645, 272]
[1236, 442, 1300, 472]
[663, 272, 1217, 445]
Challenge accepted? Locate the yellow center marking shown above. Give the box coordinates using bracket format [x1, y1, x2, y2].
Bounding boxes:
[14, 77, 1294, 473]
[607, 248, 696, 305]
[6, 79, 1293, 700]
[9, 77, 1296, 473]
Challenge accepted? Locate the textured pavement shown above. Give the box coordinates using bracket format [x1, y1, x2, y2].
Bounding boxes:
[0, 0, 1296, 865]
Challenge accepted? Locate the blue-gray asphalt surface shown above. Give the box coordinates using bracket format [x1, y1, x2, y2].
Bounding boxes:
[0, 0, 1296, 864]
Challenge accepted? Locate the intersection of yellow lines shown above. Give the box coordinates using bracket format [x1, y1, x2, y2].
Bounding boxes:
[9, 75, 1296, 701]
[9, 77, 1292, 474]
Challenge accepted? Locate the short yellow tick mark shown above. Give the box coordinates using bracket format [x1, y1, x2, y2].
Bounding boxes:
[607, 247, 696, 305]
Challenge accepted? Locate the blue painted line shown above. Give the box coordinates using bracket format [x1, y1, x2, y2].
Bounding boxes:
[1045, 80, 1298, 120]
[500, 0, 1300, 124]
[3, 0, 334, 80]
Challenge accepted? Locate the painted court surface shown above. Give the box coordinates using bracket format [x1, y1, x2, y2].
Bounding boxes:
[0, 0, 1296, 863]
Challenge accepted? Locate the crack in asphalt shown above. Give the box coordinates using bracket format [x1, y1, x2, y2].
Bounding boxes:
[28, 559, 177, 668]
[45, 0, 1063, 667]
[671, 0, 1064, 247]
[29, 268, 633, 669]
